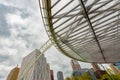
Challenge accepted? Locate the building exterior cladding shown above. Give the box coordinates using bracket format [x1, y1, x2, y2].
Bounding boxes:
[71, 60, 81, 71]
[50, 70, 54, 80]
[17, 49, 50, 80]
[57, 71, 64, 80]
[7, 66, 20, 80]
[91, 63, 101, 71]
[110, 64, 120, 74]
[70, 60, 97, 80]
[91, 63, 106, 79]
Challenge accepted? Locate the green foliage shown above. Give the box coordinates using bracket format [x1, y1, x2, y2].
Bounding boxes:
[80, 73, 93, 80]
[106, 68, 114, 75]
[72, 76, 78, 80]
[65, 77, 72, 80]
[65, 72, 93, 80]
[100, 74, 120, 80]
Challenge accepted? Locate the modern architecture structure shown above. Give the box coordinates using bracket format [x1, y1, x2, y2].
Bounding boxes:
[70, 60, 97, 80]
[91, 63, 101, 71]
[39, 0, 120, 63]
[50, 70, 54, 80]
[57, 71, 64, 80]
[110, 64, 120, 74]
[17, 49, 50, 80]
[7, 65, 20, 80]
[71, 60, 81, 71]
[91, 63, 106, 79]
[94, 70, 107, 79]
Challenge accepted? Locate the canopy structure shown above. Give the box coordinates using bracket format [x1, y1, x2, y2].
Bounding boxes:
[39, 0, 120, 63]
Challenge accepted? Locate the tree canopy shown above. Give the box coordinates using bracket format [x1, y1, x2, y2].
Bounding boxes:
[100, 74, 120, 80]
[65, 72, 92, 80]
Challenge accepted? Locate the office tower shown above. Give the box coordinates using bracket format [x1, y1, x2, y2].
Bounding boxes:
[70, 60, 97, 80]
[110, 64, 120, 74]
[47, 64, 51, 80]
[50, 70, 54, 80]
[17, 49, 50, 80]
[91, 63, 101, 71]
[7, 65, 20, 80]
[71, 60, 81, 71]
[57, 71, 64, 80]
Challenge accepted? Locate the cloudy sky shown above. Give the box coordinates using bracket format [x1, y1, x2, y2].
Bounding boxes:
[0, 0, 103, 80]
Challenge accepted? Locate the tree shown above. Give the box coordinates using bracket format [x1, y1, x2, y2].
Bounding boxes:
[81, 73, 93, 80]
[65, 77, 72, 80]
[100, 74, 112, 80]
[106, 68, 114, 75]
[77, 76, 83, 80]
[71, 76, 79, 80]
[66, 72, 93, 80]
[73, 72, 92, 80]
[100, 74, 120, 80]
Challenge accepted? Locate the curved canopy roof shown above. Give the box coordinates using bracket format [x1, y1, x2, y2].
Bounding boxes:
[39, 0, 120, 63]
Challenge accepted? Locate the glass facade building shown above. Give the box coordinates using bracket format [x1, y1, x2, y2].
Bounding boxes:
[57, 71, 64, 80]
[18, 49, 50, 80]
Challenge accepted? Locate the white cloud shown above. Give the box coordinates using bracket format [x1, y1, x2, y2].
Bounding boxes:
[0, 0, 36, 9]
[0, 65, 15, 80]
[0, 1, 50, 79]
[6, 13, 29, 26]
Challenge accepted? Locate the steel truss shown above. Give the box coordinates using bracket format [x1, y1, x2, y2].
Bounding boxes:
[39, 0, 120, 63]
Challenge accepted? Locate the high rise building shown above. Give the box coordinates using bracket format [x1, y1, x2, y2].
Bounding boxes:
[91, 63, 106, 79]
[7, 65, 20, 80]
[71, 60, 81, 71]
[57, 71, 64, 80]
[17, 49, 50, 80]
[50, 70, 54, 80]
[91, 63, 101, 71]
[110, 64, 120, 74]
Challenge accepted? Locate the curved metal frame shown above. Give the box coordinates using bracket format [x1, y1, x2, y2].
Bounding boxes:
[39, 0, 86, 61]
[39, 0, 120, 63]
